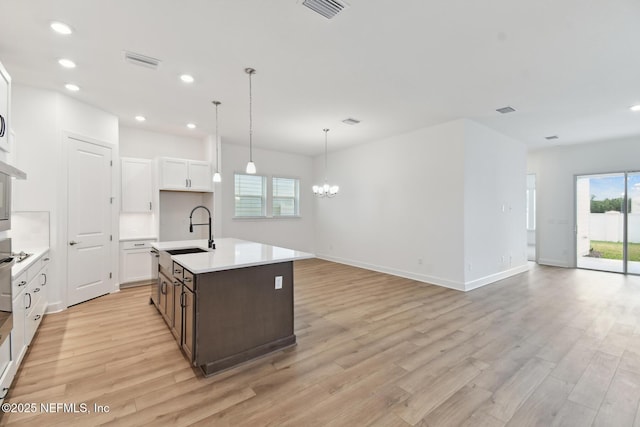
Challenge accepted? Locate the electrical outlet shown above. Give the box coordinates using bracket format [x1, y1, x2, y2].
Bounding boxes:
[275, 276, 283, 290]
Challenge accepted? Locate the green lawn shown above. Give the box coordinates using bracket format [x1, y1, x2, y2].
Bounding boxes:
[589, 240, 640, 261]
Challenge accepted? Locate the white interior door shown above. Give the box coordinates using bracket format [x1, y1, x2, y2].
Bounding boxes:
[67, 136, 113, 306]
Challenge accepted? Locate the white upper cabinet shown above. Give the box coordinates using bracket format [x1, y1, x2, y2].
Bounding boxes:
[159, 157, 211, 192]
[121, 158, 153, 212]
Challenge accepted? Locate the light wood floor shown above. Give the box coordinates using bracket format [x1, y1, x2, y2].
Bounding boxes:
[3, 259, 640, 426]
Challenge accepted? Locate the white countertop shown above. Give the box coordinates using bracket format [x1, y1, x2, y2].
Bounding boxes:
[120, 236, 158, 242]
[151, 238, 314, 274]
[12, 246, 49, 279]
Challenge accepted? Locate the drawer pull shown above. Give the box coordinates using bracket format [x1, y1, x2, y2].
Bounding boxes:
[43, 257, 50, 262]
[174, 269, 181, 274]
[34, 287, 41, 293]
[18, 280, 26, 287]
[34, 314, 41, 321]
[0, 387, 8, 399]
[134, 243, 145, 246]
[184, 277, 192, 283]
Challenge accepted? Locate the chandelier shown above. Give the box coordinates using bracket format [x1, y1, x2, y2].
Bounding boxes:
[312, 128, 339, 197]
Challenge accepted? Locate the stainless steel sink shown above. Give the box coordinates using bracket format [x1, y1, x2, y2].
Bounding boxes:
[166, 247, 209, 255]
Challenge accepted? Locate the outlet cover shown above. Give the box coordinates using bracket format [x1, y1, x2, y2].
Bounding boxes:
[275, 276, 283, 290]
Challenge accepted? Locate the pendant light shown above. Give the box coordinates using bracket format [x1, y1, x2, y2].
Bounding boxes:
[245, 67, 257, 174]
[212, 100, 222, 183]
[312, 128, 339, 197]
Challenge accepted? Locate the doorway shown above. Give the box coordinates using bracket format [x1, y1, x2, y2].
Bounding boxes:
[66, 135, 114, 306]
[575, 172, 640, 274]
[526, 174, 536, 261]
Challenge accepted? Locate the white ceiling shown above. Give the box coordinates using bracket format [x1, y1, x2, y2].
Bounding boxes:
[1, 0, 639, 156]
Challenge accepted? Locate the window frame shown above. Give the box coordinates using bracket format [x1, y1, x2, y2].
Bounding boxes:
[272, 176, 300, 218]
[233, 173, 267, 218]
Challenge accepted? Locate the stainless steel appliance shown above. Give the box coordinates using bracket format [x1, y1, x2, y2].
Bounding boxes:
[0, 238, 15, 348]
[0, 160, 26, 232]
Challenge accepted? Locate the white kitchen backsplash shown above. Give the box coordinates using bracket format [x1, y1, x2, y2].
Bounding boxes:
[10, 211, 50, 249]
[119, 212, 156, 239]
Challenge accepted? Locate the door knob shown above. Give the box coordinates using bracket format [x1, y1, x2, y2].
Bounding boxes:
[69, 241, 81, 246]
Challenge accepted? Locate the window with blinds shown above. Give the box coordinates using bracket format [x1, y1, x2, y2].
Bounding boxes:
[272, 177, 300, 217]
[234, 173, 266, 217]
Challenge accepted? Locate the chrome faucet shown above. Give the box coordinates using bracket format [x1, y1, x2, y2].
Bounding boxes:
[189, 205, 215, 249]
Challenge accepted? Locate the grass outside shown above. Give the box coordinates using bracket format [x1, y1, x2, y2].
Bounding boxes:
[589, 240, 640, 261]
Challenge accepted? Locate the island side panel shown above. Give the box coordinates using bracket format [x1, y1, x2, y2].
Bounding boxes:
[195, 261, 295, 375]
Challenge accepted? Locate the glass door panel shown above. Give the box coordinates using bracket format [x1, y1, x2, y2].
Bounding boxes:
[576, 173, 625, 273]
[626, 172, 640, 275]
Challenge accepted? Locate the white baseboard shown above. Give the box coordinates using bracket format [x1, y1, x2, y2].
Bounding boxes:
[316, 253, 467, 291]
[463, 264, 529, 291]
[538, 258, 571, 268]
[45, 300, 65, 314]
[316, 254, 530, 292]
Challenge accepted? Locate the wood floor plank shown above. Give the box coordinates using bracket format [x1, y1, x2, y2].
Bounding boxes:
[3, 260, 640, 426]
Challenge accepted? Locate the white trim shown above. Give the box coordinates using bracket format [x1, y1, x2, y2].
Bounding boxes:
[463, 264, 529, 291]
[538, 258, 571, 268]
[316, 253, 466, 291]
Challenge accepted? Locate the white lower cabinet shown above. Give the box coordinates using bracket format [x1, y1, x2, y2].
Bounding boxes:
[2, 250, 50, 401]
[120, 239, 156, 285]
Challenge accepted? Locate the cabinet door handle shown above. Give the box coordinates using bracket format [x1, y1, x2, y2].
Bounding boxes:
[41, 273, 47, 286]
[149, 201, 152, 211]
[161, 281, 166, 294]
[18, 280, 26, 287]
[185, 178, 189, 188]
[180, 292, 185, 308]
[25, 293, 32, 309]
[0, 387, 8, 399]
[0, 114, 5, 138]
[69, 240, 81, 246]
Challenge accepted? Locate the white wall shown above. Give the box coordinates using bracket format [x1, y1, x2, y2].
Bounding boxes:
[314, 119, 527, 291]
[220, 143, 315, 253]
[528, 136, 640, 267]
[119, 126, 205, 159]
[463, 120, 528, 289]
[11, 84, 119, 312]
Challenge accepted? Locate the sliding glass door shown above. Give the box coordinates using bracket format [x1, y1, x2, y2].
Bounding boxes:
[627, 172, 640, 274]
[576, 171, 640, 275]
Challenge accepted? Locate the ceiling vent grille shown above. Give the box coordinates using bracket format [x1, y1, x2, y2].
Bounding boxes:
[496, 106, 516, 114]
[545, 135, 559, 140]
[342, 117, 360, 125]
[302, 0, 347, 19]
[124, 51, 161, 70]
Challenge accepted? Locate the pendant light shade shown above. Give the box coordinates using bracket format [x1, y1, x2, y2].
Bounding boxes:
[212, 100, 222, 183]
[245, 67, 256, 174]
[313, 128, 339, 197]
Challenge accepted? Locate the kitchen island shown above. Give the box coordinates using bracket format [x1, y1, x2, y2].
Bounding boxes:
[150, 238, 313, 376]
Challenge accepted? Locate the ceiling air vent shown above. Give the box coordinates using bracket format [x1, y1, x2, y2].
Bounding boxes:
[302, 0, 347, 19]
[545, 135, 559, 140]
[342, 117, 360, 125]
[496, 106, 516, 114]
[124, 51, 161, 70]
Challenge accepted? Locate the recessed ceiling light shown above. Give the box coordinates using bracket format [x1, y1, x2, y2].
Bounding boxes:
[58, 58, 76, 68]
[496, 106, 516, 114]
[186, 123, 196, 129]
[135, 116, 146, 122]
[342, 118, 360, 125]
[630, 104, 640, 112]
[64, 83, 80, 92]
[180, 74, 194, 83]
[50, 21, 73, 35]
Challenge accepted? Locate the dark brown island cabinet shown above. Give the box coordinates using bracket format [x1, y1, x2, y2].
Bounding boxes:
[151, 238, 312, 376]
